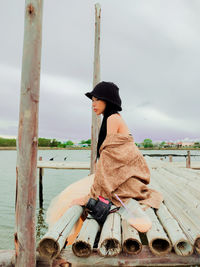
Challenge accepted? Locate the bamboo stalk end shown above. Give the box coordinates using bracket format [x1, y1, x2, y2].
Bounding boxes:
[98, 238, 121, 257]
[149, 238, 172, 256]
[174, 239, 193, 256]
[38, 238, 60, 259]
[122, 238, 142, 255]
[194, 237, 200, 254]
[72, 241, 92, 257]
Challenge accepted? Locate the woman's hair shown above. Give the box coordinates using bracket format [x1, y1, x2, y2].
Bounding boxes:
[96, 101, 120, 158]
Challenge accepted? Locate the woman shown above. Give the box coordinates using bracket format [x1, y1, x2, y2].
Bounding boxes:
[46, 81, 163, 231]
[80, 81, 163, 208]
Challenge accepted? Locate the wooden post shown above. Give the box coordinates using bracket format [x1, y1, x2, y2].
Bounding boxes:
[15, 1, 43, 266]
[90, 3, 101, 174]
[186, 150, 191, 168]
[39, 156, 43, 208]
[169, 155, 173, 162]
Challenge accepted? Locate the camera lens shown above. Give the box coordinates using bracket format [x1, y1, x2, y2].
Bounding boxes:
[86, 198, 97, 211]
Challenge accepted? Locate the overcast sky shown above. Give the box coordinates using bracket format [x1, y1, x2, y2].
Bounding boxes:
[0, 0, 200, 143]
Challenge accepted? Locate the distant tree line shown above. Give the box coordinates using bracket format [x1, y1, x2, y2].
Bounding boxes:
[1, 137, 200, 149]
[0, 137, 91, 148]
[0, 137, 16, 147]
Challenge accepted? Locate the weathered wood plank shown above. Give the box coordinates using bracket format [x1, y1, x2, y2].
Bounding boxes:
[59, 245, 200, 266]
[15, 0, 43, 266]
[1, 247, 200, 266]
[37, 161, 90, 170]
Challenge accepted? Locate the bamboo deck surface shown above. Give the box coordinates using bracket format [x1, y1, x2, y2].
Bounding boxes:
[170, 161, 200, 170]
[2, 158, 200, 266]
[36, 158, 200, 266]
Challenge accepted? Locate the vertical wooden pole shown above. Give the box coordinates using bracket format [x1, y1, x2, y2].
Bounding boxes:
[15, 1, 43, 266]
[39, 156, 43, 208]
[169, 155, 173, 162]
[90, 3, 101, 174]
[186, 150, 191, 168]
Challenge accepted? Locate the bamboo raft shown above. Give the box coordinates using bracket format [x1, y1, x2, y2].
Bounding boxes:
[1, 158, 200, 266]
[34, 157, 200, 266]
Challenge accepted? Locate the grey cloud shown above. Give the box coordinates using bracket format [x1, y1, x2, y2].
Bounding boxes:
[0, 0, 200, 142]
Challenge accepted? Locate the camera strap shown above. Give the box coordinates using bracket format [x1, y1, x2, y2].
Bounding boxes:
[86, 206, 120, 221]
[109, 207, 120, 213]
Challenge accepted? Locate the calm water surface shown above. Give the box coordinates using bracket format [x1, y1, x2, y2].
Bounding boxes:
[0, 149, 199, 249]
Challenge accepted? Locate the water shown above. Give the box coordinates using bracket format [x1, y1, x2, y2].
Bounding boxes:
[0, 149, 200, 250]
[0, 149, 90, 250]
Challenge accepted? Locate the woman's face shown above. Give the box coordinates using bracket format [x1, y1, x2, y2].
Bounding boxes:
[92, 97, 106, 115]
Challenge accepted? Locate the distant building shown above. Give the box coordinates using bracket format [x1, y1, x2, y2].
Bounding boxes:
[164, 142, 176, 148]
[180, 141, 195, 147]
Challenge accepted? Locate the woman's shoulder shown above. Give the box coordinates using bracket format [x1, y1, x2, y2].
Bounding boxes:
[107, 113, 121, 121]
[107, 113, 130, 135]
[107, 114, 122, 125]
[106, 114, 121, 134]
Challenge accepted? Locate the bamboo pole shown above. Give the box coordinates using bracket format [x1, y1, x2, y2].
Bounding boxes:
[163, 196, 200, 253]
[145, 208, 172, 255]
[186, 150, 191, 168]
[72, 217, 100, 257]
[39, 156, 43, 208]
[150, 170, 200, 253]
[154, 167, 200, 213]
[90, 3, 101, 174]
[38, 205, 83, 259]
[98, 209, 121, 256]
[121, 219, 142, 255]
[15, 1, 43, 266]
[156, 203, 193, 256]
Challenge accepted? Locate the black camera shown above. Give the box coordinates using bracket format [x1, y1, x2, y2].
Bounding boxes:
[85, 196, 112, 225]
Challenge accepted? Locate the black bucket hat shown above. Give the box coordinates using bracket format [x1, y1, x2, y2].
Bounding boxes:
[85, 81, 122, 111]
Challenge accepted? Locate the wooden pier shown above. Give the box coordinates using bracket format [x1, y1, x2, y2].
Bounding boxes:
[1, 158, 200, 266]
[33, 157, 200, 266]
[1, 0, 200, 265]
[2, 157, 200, 266]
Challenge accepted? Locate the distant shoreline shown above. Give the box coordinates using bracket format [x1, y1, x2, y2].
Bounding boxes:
[0, 147, 199, 151]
